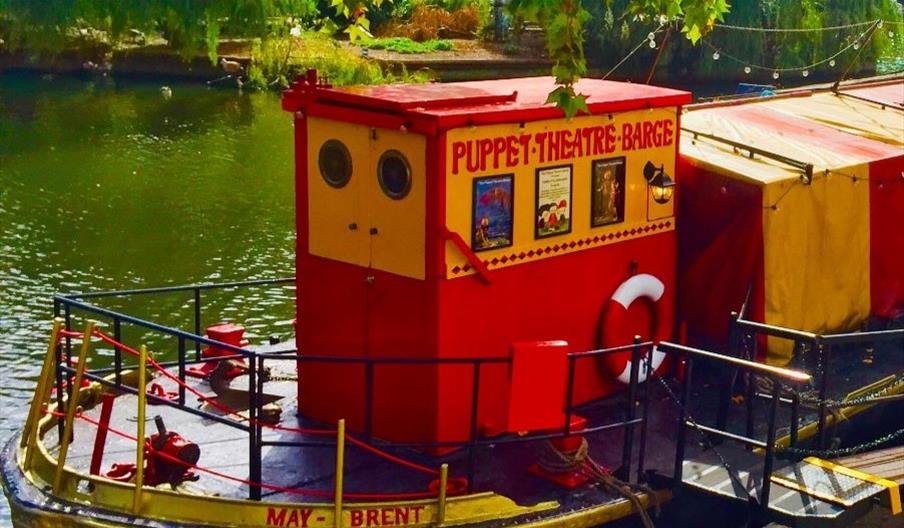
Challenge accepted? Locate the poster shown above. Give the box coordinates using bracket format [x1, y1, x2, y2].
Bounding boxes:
[591, 157, 626, 227]
[472, 175, 514, 252]
[535, 165, 572, 238]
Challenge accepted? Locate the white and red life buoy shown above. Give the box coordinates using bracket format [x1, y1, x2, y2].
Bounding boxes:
[599, 273, 670, 384]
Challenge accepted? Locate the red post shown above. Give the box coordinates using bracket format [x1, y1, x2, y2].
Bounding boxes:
[90, 393, 115, 475]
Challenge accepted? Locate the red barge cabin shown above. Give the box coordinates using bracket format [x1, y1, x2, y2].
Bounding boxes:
[281, 72, 690, 446]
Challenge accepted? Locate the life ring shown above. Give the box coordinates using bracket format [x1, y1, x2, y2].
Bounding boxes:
[599, 273, 670, 384]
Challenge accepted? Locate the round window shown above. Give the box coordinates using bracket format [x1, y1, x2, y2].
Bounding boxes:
[377, 150, 412, 199]
[318, 139, 352, 188]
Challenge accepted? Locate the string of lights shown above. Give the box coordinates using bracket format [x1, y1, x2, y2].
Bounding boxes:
[702, 23, 878, 78]
[601, 23, 666, 80]
[712, 19, 878, 33]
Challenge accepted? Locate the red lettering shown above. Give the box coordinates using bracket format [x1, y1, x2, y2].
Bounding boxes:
[592, 127, 604, 155]
[560, 130, 572, 159]
[478, 139, 493, 171]
[663, 119, 674, 145]
[519, 134, 531, 164]
[492, 137, 506, 169]
[582, 127, 593, 157]
[643, 121, 654, 149]
[605, 124, 616, 153]
[506, 136, 519, 166]
[654, 120, 663, 147]
[394, 507, 409, 525]
[411, 506, 425, 523]
[622, 123, 633, 151]
[465, 141, 479, 173]
[267, 508, 287, 527]
[547, 131, 560, 161]
[535, 132, 548, 163]
[451, 141, 466, 175]
[632, 123, 642, 150]
[286, 510, 299, 527]
[351, 510, 364, 527]
[381, 508, 393, 525]
[299, 509, 312, 528]
[367, 509, 379, 526]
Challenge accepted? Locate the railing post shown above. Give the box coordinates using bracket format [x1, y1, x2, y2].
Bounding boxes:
[364, 362, 374, 440]
[193, 287, 202, 361]
[177, 336, 186, 405]
[816, 341, 830, 449]
[637, 341, 654, 483]
[53, 320, 96, 494]
[248, 353, 261, 500]
[22, 318, 63, 450]
[716, 312, 739, 432]
[57, 304, 72, 439]
[789, 391, 800, 448]
[673, 354, 693, 484]
[437, 463, 449, 526]
[133, 344, 148, 514]
[334, 418, 346, 528]
[564, 355, 576, 435]
[745, 332, 757, 444]
[760, 376, 781, 511]
[620, 335, 642, 482]
[113, 317, 122, 389]
[467, 362, 481, 493]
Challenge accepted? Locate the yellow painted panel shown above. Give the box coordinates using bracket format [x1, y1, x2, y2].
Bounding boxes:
[762, 164, 871, 364]
[369, 128, 426, 280]
[758, 93, 904, 147]
[307, 117, 370, 268]
[445, 108, 679, 276]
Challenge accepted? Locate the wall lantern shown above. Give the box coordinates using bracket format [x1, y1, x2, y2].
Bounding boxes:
[643, 161, 675, 204]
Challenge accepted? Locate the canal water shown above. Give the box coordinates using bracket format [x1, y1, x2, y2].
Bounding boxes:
[0, 73, 298, 524]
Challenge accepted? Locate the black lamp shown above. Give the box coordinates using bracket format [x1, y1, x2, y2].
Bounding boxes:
[643, 161, 675, 204]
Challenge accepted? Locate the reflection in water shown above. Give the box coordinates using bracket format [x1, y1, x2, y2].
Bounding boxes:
[0, 74, 296, 523]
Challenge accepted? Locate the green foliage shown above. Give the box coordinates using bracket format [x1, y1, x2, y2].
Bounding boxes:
[0, 0, 317, 62]
[244, 32, 432, 90]
[509, 0, 730, 117]
[356, 36, 452, 53]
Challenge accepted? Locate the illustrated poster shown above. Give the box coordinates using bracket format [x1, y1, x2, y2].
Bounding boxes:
[472, 175, 514, 252]
[591, 157, 626, 227]
[535, 165, 572, 238]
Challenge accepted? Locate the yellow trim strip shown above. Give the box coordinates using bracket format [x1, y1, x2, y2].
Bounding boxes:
[53, 320, 96, 494]
[437, 463, 448, 525]
[133, 344, 148, 514]
[803, 457, 901, 515]
[22, 318, 63, 448]
[334, 418, 345, 527]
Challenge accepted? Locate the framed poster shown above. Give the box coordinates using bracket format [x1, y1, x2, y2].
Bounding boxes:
[472, 174, 514, 252]
[591, 157, 626, 227]
[535, 165, 573, 239]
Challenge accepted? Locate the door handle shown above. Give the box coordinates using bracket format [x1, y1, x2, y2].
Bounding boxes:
[369, 227, 378, 235]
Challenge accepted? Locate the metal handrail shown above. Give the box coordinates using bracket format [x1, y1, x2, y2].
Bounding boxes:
[53, 281, 657, 501]
[658, 341, 811, 382]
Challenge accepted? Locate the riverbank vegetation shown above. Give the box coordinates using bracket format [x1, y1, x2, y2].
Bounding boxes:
[1, 1, 901, 112]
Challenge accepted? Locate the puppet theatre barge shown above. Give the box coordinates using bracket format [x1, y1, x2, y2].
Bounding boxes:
[2, 73, 902, 528]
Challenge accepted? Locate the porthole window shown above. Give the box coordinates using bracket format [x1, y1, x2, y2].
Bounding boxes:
[377, 150, 412, 199]
[318, 139, 352, 188]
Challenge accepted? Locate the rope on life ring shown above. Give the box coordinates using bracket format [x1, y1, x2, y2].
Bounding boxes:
[600, 273, 669, 384]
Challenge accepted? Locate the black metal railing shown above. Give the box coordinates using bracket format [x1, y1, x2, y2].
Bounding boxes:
[727, 311, 904, 449]
[660, 340, 812, 515]
[52, 278, 655, 501]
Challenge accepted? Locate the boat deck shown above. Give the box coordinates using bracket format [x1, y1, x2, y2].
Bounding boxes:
[36, 335, 900, 527]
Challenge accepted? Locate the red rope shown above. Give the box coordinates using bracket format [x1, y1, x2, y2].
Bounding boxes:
[45, 409, 437, 501]
[54, 328, 440, 477]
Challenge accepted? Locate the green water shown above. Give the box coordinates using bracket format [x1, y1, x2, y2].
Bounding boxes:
[0, 73, 297, 523]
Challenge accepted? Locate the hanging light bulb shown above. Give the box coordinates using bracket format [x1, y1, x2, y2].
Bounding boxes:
[744, 66, 752, 74]
[648, 32, 656, 41]
[829, 59, 836, 67]
[890, 31, 896, 39]
[853, 42, 860, 50]
[773, 71, 780, 80]
[802, 69, 809, 77]
[877, 20, 883, 28]
[649, 39, 657, 48]
[712, 50, 720, 60]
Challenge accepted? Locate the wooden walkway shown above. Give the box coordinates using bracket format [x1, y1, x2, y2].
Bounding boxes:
[833, 446, 904, 485]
